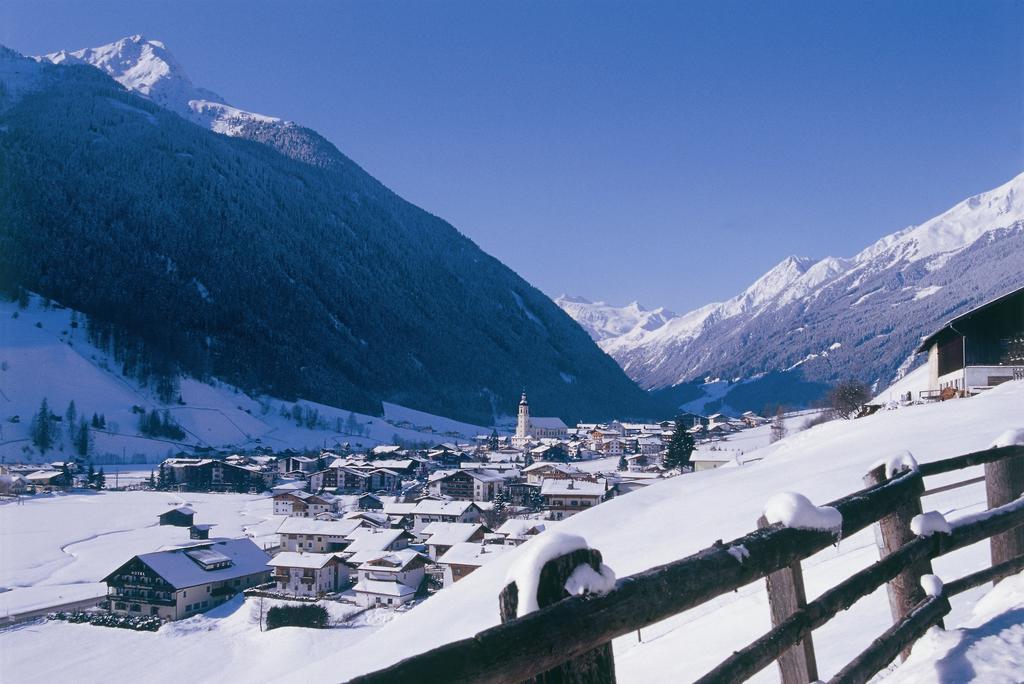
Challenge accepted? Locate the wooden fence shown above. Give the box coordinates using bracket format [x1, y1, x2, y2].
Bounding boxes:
[349, 444, 1024, 684]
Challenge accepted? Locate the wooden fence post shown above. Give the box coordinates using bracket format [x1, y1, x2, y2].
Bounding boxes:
[757, 516, 818, 684]
[499, 547, 615, 684]
[985, 450, 1024, 578]
[863, 465, 934, 658]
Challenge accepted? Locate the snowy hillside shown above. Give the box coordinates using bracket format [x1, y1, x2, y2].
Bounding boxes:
[40, 35, 284, 136]
[0, 294, 488, 464]
[559, 173, 1024, 411]
[297, 381, 1024, 682]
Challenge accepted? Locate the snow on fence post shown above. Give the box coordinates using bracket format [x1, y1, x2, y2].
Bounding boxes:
[863, 462, 935, 657]
[756, 515, 818, 684]
[984, 436, 1024, 579]
[499, 546, 616, 683]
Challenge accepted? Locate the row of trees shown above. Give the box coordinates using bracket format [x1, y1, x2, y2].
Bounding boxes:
[137, 409, 186, 440]
[29, 398, 93, 457]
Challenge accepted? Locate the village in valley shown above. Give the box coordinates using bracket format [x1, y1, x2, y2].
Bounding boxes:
[0, 387, 780, 626]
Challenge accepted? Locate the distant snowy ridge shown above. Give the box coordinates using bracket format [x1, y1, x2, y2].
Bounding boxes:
[558, 172, 1024, 400]
[39, 35, 284, 136]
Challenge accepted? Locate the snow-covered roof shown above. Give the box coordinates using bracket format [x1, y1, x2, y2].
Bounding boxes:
[276, 517, 363, 537]
[530, 417, 568, 429]
[540, 479, 606, 497]
[522, 462, 580, 475]
[356, 548, 425, 572]
[442, 469, 504, 483]
[107, 539, 270, 590]
[412, 500, 479, 516]
[268, 551, 339, 570]
[382, 502, 417, 515]
[436, 542, 511, 567]
[495, 519, 551, 538]
[422, 522, 485, 547]
[342, 528, 407, 554]
[352, 579, 416, 597]
[25, 470, 64, 481]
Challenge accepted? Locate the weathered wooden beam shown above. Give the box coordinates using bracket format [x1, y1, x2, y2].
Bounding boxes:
[864, 463, 935, 656]
[985, 449, 1024, 579]
[918, 445, 1024, 477]
[697, 532, 937, 684]
[498, 547, 615, 684]
[348, 472, 923, 684]
[757, 516, 817, 684]
[945, 554, 1024, 597]
[828, 595, 950, 684]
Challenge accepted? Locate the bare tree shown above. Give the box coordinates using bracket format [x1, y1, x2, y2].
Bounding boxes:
[769, 406, 787, 444]
[829, 380, 871, 419]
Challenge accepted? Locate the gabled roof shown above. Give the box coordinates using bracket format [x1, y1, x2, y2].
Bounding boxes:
[436, 542, 511, 567]
[342, 527, 409, 554]
[356, 548, 425, 572]
[268, 551, 340, 570]
[104, 539, 269, 590]
[530, 417, 568, 429]
[915, 285, 1024, 353]
[276, 517, 363, 536]
[421, 522, 487, 547]
[540, 479, 606, 497]
[412, 500, 481, 516]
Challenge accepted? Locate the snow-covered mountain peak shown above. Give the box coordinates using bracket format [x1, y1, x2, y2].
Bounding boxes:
[38, 36, 282, 134]
[855, 171, 1024, 267]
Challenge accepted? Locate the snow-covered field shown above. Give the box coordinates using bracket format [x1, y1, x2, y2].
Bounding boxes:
[0, 491, 278, 617]
[0, 295, 489, 465]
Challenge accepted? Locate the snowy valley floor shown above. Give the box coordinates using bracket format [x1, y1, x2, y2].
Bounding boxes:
[0, 382, 1022, 682]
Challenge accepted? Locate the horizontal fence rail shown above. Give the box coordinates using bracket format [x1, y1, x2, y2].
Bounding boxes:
[348, 444, 1024, 684]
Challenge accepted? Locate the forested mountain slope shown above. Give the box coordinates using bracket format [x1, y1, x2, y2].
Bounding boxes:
[0, 45, 665, 424]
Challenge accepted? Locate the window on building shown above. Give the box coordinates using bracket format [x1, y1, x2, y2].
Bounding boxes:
[150, 607, 159, 615]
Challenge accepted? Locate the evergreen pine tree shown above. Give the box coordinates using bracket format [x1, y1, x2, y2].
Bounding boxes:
[91, 413, 101, 429]
[31, 398, 54, 454]
[86, 461, 96, 487]
[65, 400, 77, 441]
[95, 468, 105, 490]
[617, 455, 628, 471]
[148, 470, 156, 489]
[664, 417, 695, 471]
[74, 417, 91, 456]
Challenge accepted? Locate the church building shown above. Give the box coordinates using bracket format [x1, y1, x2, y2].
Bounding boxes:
[512, 392, 568, 447]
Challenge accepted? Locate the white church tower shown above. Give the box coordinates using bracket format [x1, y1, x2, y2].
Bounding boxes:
[514, 391, 530, 447]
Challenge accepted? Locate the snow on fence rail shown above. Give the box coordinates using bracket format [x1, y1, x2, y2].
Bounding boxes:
[348, 444, 1024, 684]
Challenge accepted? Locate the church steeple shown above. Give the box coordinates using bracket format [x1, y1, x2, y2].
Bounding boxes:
[516, 390, 530, 439]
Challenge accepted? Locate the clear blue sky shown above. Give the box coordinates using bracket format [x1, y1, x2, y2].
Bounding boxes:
[3, 1, 1021, 312]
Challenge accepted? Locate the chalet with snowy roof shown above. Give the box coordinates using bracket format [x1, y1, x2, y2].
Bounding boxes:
[420, 522, 489, 560]
[916, 285, 1024, 397]
[352, 549, 427, 607]
[277, 455, 321, 475]
[268, 551, 348, 598]
[24, 470, 71, 490]
[522, 462, 586, 485]
[102, 539, 271, 621]
[309, 465, 401, 494]
[436, 542, 511, 587]
[163, 458, 268, 492]
[189, 524, 215, 540]
[272, 491, 337, 517]
[410, 500, 485, 532]
[437, 469, 505, 502]
[277, 517, 364, 553]
[358, 493, 384, 510]
[158, 506, 195, 527]
[541, 478, 608, 519]
[341, 527, 415, 566]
